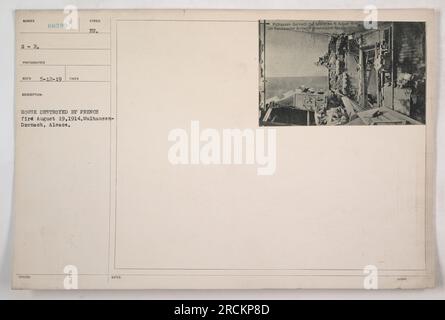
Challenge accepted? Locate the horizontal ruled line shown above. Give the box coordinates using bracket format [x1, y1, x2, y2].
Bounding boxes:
[19, 64, 111, 67]
[20, 80, 110, 83]
[21, 48, 110, 50]
[19, 31, 110, 34]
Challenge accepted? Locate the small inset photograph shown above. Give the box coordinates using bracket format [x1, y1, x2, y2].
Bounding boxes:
[258, 20, 426, 126]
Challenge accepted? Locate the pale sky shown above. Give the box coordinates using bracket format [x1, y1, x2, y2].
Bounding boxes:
[265, 29, 329, 78]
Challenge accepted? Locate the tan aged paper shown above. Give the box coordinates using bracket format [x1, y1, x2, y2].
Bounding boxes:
[13, 9, 437, 289]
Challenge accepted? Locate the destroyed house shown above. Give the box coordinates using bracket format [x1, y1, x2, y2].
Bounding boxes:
[322, 22, 426, 125]
[259, 21, 426, 126]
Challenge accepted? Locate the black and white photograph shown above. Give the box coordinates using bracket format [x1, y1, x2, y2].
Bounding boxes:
[259, 20, 426, 126]
[1, 1, 443, 303]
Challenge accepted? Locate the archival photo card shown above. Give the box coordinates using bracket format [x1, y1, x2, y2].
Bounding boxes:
[259, 20, 426, 126]
[12, 9, 436, 290]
